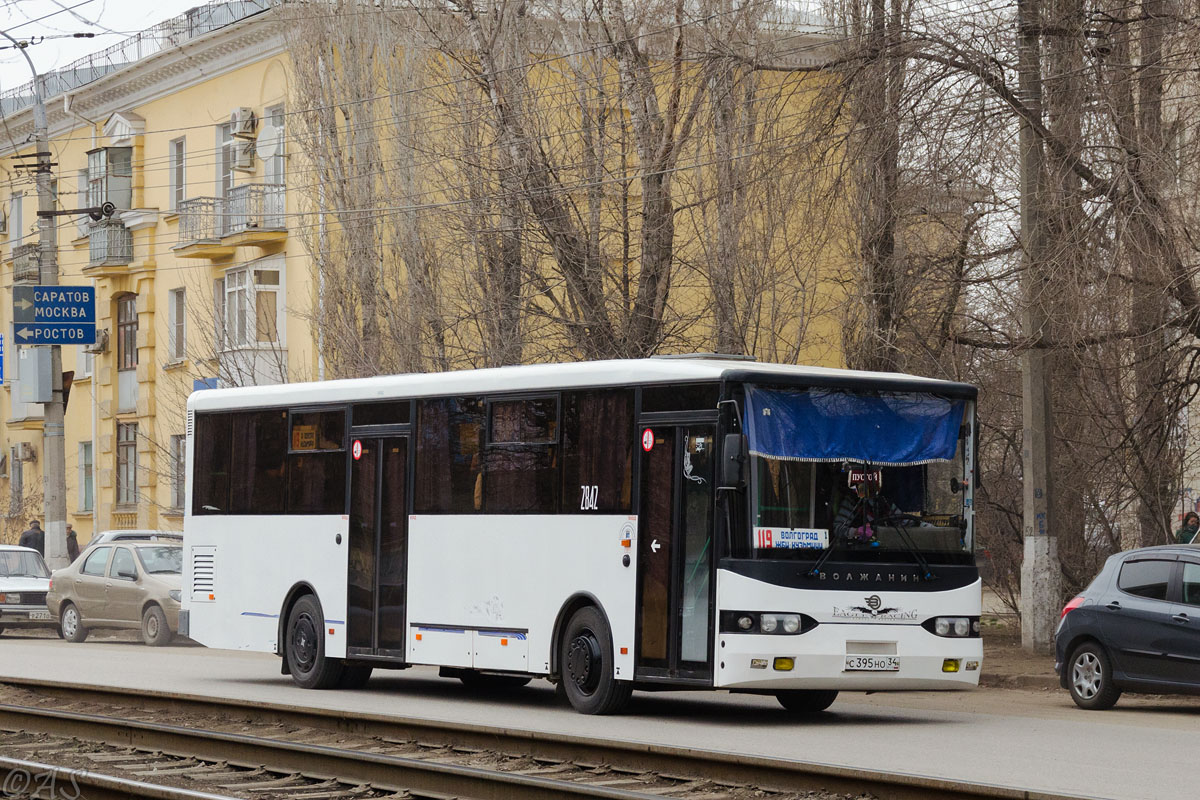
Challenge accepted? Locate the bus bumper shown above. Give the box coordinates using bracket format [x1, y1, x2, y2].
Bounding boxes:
[714, 623, 983, 691]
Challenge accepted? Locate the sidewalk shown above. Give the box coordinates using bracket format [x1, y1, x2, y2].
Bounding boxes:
[979, 619, 1060, 691]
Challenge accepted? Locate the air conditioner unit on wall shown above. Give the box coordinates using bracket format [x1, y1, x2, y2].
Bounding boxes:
[232, 141, 256, 172]
[83, 328, 109, 355]
[231, 107, 257, 139]
[17, 442, 36, 463]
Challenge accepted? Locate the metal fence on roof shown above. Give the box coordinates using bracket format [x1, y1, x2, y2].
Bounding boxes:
[0, 0, 276, 116]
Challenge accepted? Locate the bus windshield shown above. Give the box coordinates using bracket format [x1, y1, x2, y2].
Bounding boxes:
[744, 385, 972, 564]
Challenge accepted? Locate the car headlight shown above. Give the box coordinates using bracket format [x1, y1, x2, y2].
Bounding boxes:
[169, 590, 181, 602]
[760, 613, 778, 633]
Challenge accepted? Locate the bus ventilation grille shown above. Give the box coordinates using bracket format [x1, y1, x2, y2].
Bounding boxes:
[191, 547, 215, 599]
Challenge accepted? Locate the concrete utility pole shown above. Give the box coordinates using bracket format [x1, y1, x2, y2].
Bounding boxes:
[3, 34, 68, 570]
[1016, 0, 1061, 651]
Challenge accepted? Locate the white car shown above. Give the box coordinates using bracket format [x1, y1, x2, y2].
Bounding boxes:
[0, 545, 56, 636]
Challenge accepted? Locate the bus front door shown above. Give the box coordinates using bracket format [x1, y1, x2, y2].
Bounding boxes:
[636, 424, 715, 682]
[348, 436, 409, 658]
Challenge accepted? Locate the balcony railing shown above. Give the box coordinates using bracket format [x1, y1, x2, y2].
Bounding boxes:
[12, 242, 39, 283]
[177, 196, 224, 246]
[226, 183, 284, 235]
[88, 221, 133, 267]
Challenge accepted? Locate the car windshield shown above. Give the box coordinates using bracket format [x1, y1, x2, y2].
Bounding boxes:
[136, 546, 182, 574]
[0, 550, 50, 578]
[742, 385, 974, 565]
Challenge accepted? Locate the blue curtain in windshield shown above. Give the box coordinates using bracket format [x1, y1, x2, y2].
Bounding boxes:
[744, 386, 966, 466]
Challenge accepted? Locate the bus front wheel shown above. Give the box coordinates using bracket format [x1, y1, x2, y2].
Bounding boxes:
[285, 594, 343, 689]
[776, 689, 838, 713]
[559, 606, 631, 715]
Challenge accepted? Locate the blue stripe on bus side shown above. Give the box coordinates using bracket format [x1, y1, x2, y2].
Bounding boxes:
[240, 612, 279, 618]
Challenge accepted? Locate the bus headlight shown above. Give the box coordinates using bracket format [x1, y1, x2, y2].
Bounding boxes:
[720, 611, 814, 635]
[923, 616, 980, 638]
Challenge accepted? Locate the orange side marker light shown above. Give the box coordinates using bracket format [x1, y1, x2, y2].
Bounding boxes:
[208, 594, 215, 600]
[328, 628, 335, 635]
[621, 539, 631, 548]
[415, 633, 422, 641]
[620, 647, 628, 655]
[501, 638, 508, 646]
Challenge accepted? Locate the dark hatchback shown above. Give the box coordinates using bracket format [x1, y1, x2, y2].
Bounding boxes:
[1055, 544, 1200, 709]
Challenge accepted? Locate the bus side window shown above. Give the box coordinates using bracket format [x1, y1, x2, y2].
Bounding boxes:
[415, 397, 485, 514]
[193, 413, 233, 514]
[560, 389, 633, 514]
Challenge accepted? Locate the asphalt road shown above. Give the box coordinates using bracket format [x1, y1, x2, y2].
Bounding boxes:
[0, 635, 1194, 799]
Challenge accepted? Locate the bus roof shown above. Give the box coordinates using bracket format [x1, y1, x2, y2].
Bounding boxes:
[187, 357, 977, 412]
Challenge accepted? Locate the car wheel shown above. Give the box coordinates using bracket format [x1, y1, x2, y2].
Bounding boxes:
[1068, 641, 1121, 710]
[285, 594, 343, 689]
[141, 605, 173, 647]
[60, 604, 88, 643]
[337, 665, 373, 690]
[559, 606, 631, 715]
[776, 689, 839, 713]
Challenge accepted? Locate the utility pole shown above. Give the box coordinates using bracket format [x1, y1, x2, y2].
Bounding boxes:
[1016, 0, 1061, 650]
[3, 34, 67, 570]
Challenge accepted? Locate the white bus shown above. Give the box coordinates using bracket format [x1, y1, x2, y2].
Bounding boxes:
[183, 357, 981, 714]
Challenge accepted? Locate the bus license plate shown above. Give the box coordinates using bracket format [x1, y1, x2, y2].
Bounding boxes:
[844, 655, 899, 671]
[28, 610, 52, 620]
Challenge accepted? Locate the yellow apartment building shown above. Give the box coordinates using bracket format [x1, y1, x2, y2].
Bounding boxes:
[0, 0, 859, 545]
[0, 1, 306, 542]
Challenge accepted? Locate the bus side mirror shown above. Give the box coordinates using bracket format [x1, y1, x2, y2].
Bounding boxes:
[721, 434, 748, 489]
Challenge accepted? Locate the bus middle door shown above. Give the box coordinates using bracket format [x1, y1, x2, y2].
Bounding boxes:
[348, 435, 409, 658]
[636, 424, 716, 683]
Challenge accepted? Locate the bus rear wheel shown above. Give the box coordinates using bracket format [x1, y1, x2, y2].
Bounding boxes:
[776, 689, 838, 713]
[559, 606, 631, 715]
[286, 595, 343, 689]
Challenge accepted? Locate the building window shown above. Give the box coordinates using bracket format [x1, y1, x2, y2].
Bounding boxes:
[117, 294, 137, 370]
[168, 288, 186, 361]
[79, 442, 93, 512]
[264, 105, 285, 186]
[75, 169, 89, 238]
[116, 422, 137, 506]
[170, 434, 185, 510]
[217, 123, 234, 198]
[9, 445, 22, 513]
[169, 138, 186, 210]
[86, 147, 132, 209]
[9, 191, 22, 244]
[76, 349, 92, 379]
[218, 264, 282, 349]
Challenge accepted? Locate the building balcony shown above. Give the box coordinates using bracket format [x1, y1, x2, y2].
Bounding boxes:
[173, 196, 235, 259]
[87, 221, 133, 268]
[224, 183, 286, 246]
[12, 242, 39, 283]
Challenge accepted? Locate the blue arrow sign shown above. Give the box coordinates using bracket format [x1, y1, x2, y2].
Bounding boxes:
[14, 323, 96, 345]
[13, 285, 96, 325]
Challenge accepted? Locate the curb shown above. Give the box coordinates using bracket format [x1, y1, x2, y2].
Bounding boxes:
[979, 673, 1060, 691]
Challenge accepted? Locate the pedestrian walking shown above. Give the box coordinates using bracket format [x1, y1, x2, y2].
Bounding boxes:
[1175, 512, 1200, 544]
[18, 519, 44, 557]
[66, 524, 80, 563]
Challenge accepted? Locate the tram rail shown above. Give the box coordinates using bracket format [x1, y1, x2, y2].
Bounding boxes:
[0, 677, 1093, 800]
